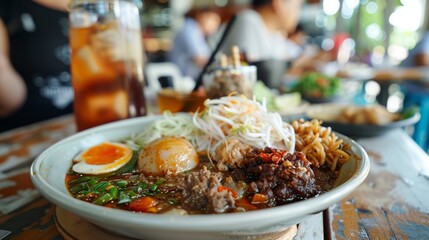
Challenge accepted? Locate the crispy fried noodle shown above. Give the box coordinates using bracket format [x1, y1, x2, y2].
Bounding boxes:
[292, 119, 350, 171]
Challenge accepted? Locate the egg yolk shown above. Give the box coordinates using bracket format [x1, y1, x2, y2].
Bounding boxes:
[82, 142, 128, 165]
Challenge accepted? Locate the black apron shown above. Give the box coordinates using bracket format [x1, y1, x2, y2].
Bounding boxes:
[0, 0, 73, 132]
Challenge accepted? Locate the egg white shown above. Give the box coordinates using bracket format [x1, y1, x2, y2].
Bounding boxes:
[72, 142, 133, 175]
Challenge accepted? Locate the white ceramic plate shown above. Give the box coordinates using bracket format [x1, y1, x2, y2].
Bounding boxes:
[31, 115, 370, 240]
[306, 104, 421, 137]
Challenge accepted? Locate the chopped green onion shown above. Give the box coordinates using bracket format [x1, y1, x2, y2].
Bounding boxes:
[88, 191, 101, 196]
[138, 182, 148, 189]
[93, 181, 109, 191]
[167, 198, 179, 205]
[69, 185, 83, 194]
[145, 191, 155, 196]
[155, 178, 165, 185]
[126, 186, 140, 193]
[87, 179, 97, 186]
[149, 184, 158, 192]
[109, 186, 119, 199]
[69, 176, 97, 185]
[92, 193, 113, 205]
[77, 189, 93, 196]
[127, 190, 139, 199]
[70, 182, 90, 194]
[118, 191, 131, 204]
[115, 180, 128, 188]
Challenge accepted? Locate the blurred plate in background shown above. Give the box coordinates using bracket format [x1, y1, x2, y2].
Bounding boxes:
[306, 104, 421, 137]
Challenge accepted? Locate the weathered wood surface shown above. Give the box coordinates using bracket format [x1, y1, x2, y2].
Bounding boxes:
[0, 115, 75, 239]
[0, 198, 60, 239]
[326, 129, 429, 240]
[295, 213, 324, 240]
[0, 115, 75, 172]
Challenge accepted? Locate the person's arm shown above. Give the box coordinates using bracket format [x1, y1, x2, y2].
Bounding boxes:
[193, 56, 208, 67]
[414, 53, 429, 66]
[181, 20, 211, 67]
[414, 35, 429, 66]
[33, 0, 69, 12]
[0, 18, 27, 117]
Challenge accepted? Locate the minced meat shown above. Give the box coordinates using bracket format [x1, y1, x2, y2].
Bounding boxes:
[239, 147, 321, 205]
[177, 166, 235, 213]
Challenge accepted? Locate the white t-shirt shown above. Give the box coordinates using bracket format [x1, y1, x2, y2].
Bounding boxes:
[219, 9, 291, 61]
[169, 18, 211, 80]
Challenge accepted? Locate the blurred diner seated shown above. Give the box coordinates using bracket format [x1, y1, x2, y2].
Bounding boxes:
[217, 0, 302, 88]
[168, 3, 221, 80]
[0, 0, 72, 132]
[399, 31, 429, 152]
[401, 32, 429, 67]
[219, 0, 302, 62]
[285, 23, 305, 59]
[287, 32, 352, 77]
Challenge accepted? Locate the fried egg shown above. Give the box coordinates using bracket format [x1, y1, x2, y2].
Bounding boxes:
[138, 137, 199, 175]
[73, 141, 133, 175]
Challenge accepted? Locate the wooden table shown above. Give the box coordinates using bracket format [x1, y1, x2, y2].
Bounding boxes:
[1, 115, 428, 239]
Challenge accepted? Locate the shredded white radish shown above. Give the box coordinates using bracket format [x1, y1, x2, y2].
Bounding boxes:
[193, 96, 295, 153]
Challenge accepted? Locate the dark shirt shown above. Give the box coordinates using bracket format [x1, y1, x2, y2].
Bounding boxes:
[0, 0, 73, 132]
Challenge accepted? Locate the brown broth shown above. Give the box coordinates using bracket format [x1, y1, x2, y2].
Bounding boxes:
[66, 150, 339, 214]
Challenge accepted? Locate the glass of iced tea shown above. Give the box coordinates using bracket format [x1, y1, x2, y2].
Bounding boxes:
[69, 0, 146, 131]
[157, 89, 206, 113]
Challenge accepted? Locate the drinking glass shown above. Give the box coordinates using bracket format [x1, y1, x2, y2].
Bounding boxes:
[69, 0, 146, 131]
[203, 65, 256, 99]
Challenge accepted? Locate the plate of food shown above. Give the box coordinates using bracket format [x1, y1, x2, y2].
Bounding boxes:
[290, 72, 342, 103]
[306, 104, 420, 137]
[289, 72, 363, 104]
[31, 96, 369, 240]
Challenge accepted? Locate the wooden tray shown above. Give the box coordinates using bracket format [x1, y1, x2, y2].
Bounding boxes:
[54, 207, 297, 240]
[54, 207, 136, 240]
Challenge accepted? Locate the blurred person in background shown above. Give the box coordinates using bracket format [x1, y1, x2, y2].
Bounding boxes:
[399, 32, 429, 90]
[169, 3, 221, 80]
[287, 30, 349, 76]
[401, 32, 429, 67]
[399, 32, 429, 153]
[0, 0, 72, 132]
[283, 23, 306, 61]
[288, 23, 306, 47]
[220, 0, 302, 62]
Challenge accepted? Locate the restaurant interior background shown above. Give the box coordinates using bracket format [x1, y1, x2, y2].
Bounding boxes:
[143, 0, 427, 58]
[141, 0, 428, 65]
[138, 0, 429, 153]
[2, 1, 429, 238]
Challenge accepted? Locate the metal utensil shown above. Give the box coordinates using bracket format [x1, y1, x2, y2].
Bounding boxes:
[193, 15, 237, 91]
